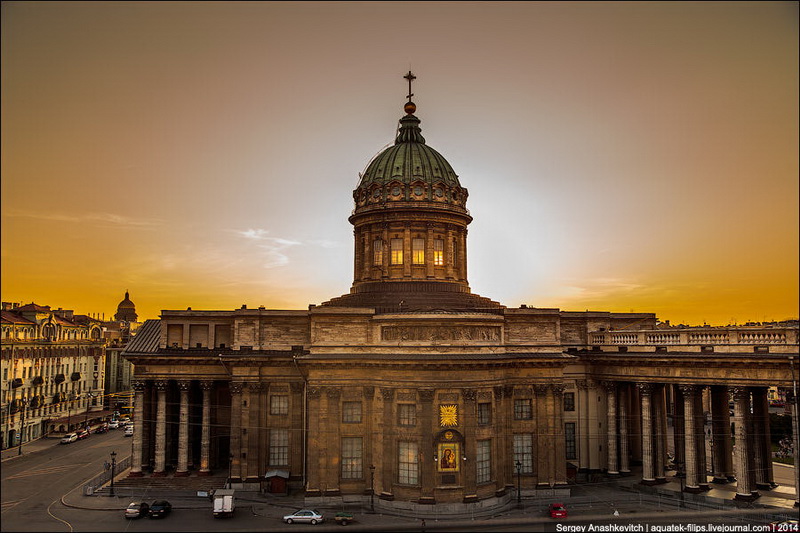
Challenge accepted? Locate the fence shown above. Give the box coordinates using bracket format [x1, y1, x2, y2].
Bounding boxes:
[83, 454, 131, 495]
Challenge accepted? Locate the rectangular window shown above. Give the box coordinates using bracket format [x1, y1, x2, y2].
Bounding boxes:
[342, 401, 362, 423]
[269, 429, 289, 466]
[341, 437, 363, 479]
[270, 395, 289, 416]
[398, 441, 419, 485]
[565, 422, 577, 460]
[412, 238, 425, 265]
[514, 399, 532, 420]
[476, 439, 491, 484]
[398, 404, 416, 426]
[373, 239, 383, 266]
[564, 392, 575, 412]
[513, 434, 533, 474]
[477, 402, 492, 425]
[433, 239, 444, 266]
[391, 239, 403, 265]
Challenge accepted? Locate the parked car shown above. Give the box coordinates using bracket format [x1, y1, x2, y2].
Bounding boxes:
[108, 420, 120, 429]
[549, 503, 568, 518]
[93, 423, 108, 434]
[283, 509, 324, 525]
[124, 425, 134, 437]
[60, 433, 78, 444]
[125, 501, 149, 519]
[149, 500, 172, 518]
[77, 429, 90, 440]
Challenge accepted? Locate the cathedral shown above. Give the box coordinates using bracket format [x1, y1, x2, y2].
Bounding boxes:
[122, 74, 798, 512]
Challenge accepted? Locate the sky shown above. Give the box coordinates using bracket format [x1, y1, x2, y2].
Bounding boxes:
[2, 1, 798, 326]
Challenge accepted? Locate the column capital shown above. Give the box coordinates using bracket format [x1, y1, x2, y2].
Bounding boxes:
[326, 387, 342, 400]
[177, 380, 192, 391]
[133, 380, 148, 392]
[418, 389, 435, 402]
[493, 385, 504, 400]
[533, 384, 549, 396]
[551, 383, 566, 395]
[230, 381, 245, 395]
[362, 386, 375, 398]
[307, 386, 322, 399]
[290, 382, 304, 394]
[462, 388, 477, 402]
[601, 381, 617, 393]
[380, 387, 395, 401]
[637, 382, 653, 396]
[679, 384, 698, 396]
[731, 386, 750, 400]
[154, 380, 169, 392]
[200, 379, 214, 391]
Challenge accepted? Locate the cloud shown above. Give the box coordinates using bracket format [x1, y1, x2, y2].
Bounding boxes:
[3, 210, 163, 228]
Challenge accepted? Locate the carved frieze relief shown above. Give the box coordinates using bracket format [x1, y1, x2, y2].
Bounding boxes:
[381, 325, 500, 343]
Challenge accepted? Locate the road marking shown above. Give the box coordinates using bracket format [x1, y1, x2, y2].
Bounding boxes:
[1, 500, 23, 513]
[5, 462, 90, 480]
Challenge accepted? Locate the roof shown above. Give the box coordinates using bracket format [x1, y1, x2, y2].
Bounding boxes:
[121, 319, 161, 354]
[1, 310, 37, 325]
[15, 303, 52, 312]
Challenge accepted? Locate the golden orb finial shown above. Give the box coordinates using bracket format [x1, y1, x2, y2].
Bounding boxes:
[404, 101, 417, 115]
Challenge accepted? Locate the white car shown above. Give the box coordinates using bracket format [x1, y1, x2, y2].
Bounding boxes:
[124, 425, 134, 437]
[108, 420, 119, 429]
[283, 509, 324, 525]
[60, 433, 78, 444]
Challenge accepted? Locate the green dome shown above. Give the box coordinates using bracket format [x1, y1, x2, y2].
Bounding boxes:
[357, 110, 461, 190]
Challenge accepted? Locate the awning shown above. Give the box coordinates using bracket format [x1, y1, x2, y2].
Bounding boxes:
[264, 469, 290, 479]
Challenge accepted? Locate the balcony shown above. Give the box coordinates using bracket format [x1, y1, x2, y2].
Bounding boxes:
[589, 326, 797, 349]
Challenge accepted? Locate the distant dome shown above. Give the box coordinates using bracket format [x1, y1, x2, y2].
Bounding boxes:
[114, 291, 138, 322]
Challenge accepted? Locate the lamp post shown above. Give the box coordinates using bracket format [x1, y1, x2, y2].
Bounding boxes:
[83, 392, 95, 429]
[17, 398, 27, 456]
[227, 453, 233, 489]
[515, 460, 522, 506]
[369, 464, 375, 512]
[110, 451, 117, 497]
[676, 460, 685, 508]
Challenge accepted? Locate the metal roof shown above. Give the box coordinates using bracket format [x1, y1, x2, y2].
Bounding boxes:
[122, 319, 161, 354]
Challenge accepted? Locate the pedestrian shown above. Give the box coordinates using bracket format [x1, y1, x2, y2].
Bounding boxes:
[421, 518, 426, 532]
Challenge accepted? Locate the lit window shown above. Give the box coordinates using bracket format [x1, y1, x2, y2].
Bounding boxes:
[434, 239, 444, 266]
[269, 429, 289, 465]
[513, 433, 533, 474]
[373, 240, 383, 266]
[477, 439, 491, 483]
[341, 437, 363, 479]
[398, 441, 419, 485]
[391, 239, 403, 265]
[342, 401, 362, 423]
[412, 238, 424, 265]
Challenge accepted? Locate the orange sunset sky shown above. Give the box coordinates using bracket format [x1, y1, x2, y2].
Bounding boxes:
[2, 1, 798, 326]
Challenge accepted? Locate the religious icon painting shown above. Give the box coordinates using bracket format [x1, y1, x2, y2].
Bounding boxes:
[437, 442, 459, 472]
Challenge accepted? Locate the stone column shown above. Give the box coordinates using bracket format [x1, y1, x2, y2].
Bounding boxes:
[751, 387, 775, 490]
[681, 385, 701, 491]
[403, 224, 411, 278]
[199, 380, 213, 476]
[604, 382, 619, 476]
[445, 225, 455, 280]
[553, 384, 568, 485]
[638, 383, 656, 484]
[176, 380, 191, 476]
[462, 388, 478, 497]
[362, 386, 375, 490]
[229, 381, 244, 483]
[381, 224, 390, 279]
[576, 380, 591, 473]
[152, 380, 168, 476]
[732, 387, 759, 501]
[534, 384, 550, 487]
[379, 388, 394, 498]
[673, 385, 686, 479]
[710, 386, 732, 483]
[305, 386, 322, 495]
[619, 383, 631, 475]
[789, 390, 799, 508]
[493, 385, 512, 494]
[418, 388, 435, 503]
[425, 223, 435, 279]
[129, 380, 147, 477]
[587, 380, 601, 472]
[694, 387, 709, 490]
[325, 387, 342, 495]
[654, 384, 667, 483]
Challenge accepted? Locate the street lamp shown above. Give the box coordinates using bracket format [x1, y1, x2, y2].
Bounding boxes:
[515, 460, 522, 505]
[17, 398, 28, 456]
[369, 464, 376, 512]
[676, 460, 685, 508]
[110, 451, 117, 497]
[227, 453, 233, 489]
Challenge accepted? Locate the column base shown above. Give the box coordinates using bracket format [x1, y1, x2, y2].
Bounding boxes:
[128, 471, 144, 478]
[712, 476, 729, 484]
[174, 471, 189, 477]
[698, 484, 711, 492]
[151, 471, 166, 477]
[726, 476, 737, 483]
[607, 471, 621, 478]
[619, 470, 632, 476]
[755, 482, 778, 490]
[197, 470, 211, 477]
[683, 486, 703, 494]
[733, 491, 760, 502]
[655, 477, 668, 484]
[640, 479, 659, 486]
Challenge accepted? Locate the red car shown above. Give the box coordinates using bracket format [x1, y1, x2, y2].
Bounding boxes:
[549, 503, 568, 518]
[76, 429, 90, 440]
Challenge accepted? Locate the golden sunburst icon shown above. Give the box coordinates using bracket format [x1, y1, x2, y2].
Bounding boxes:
[439, 404, 458, 427]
